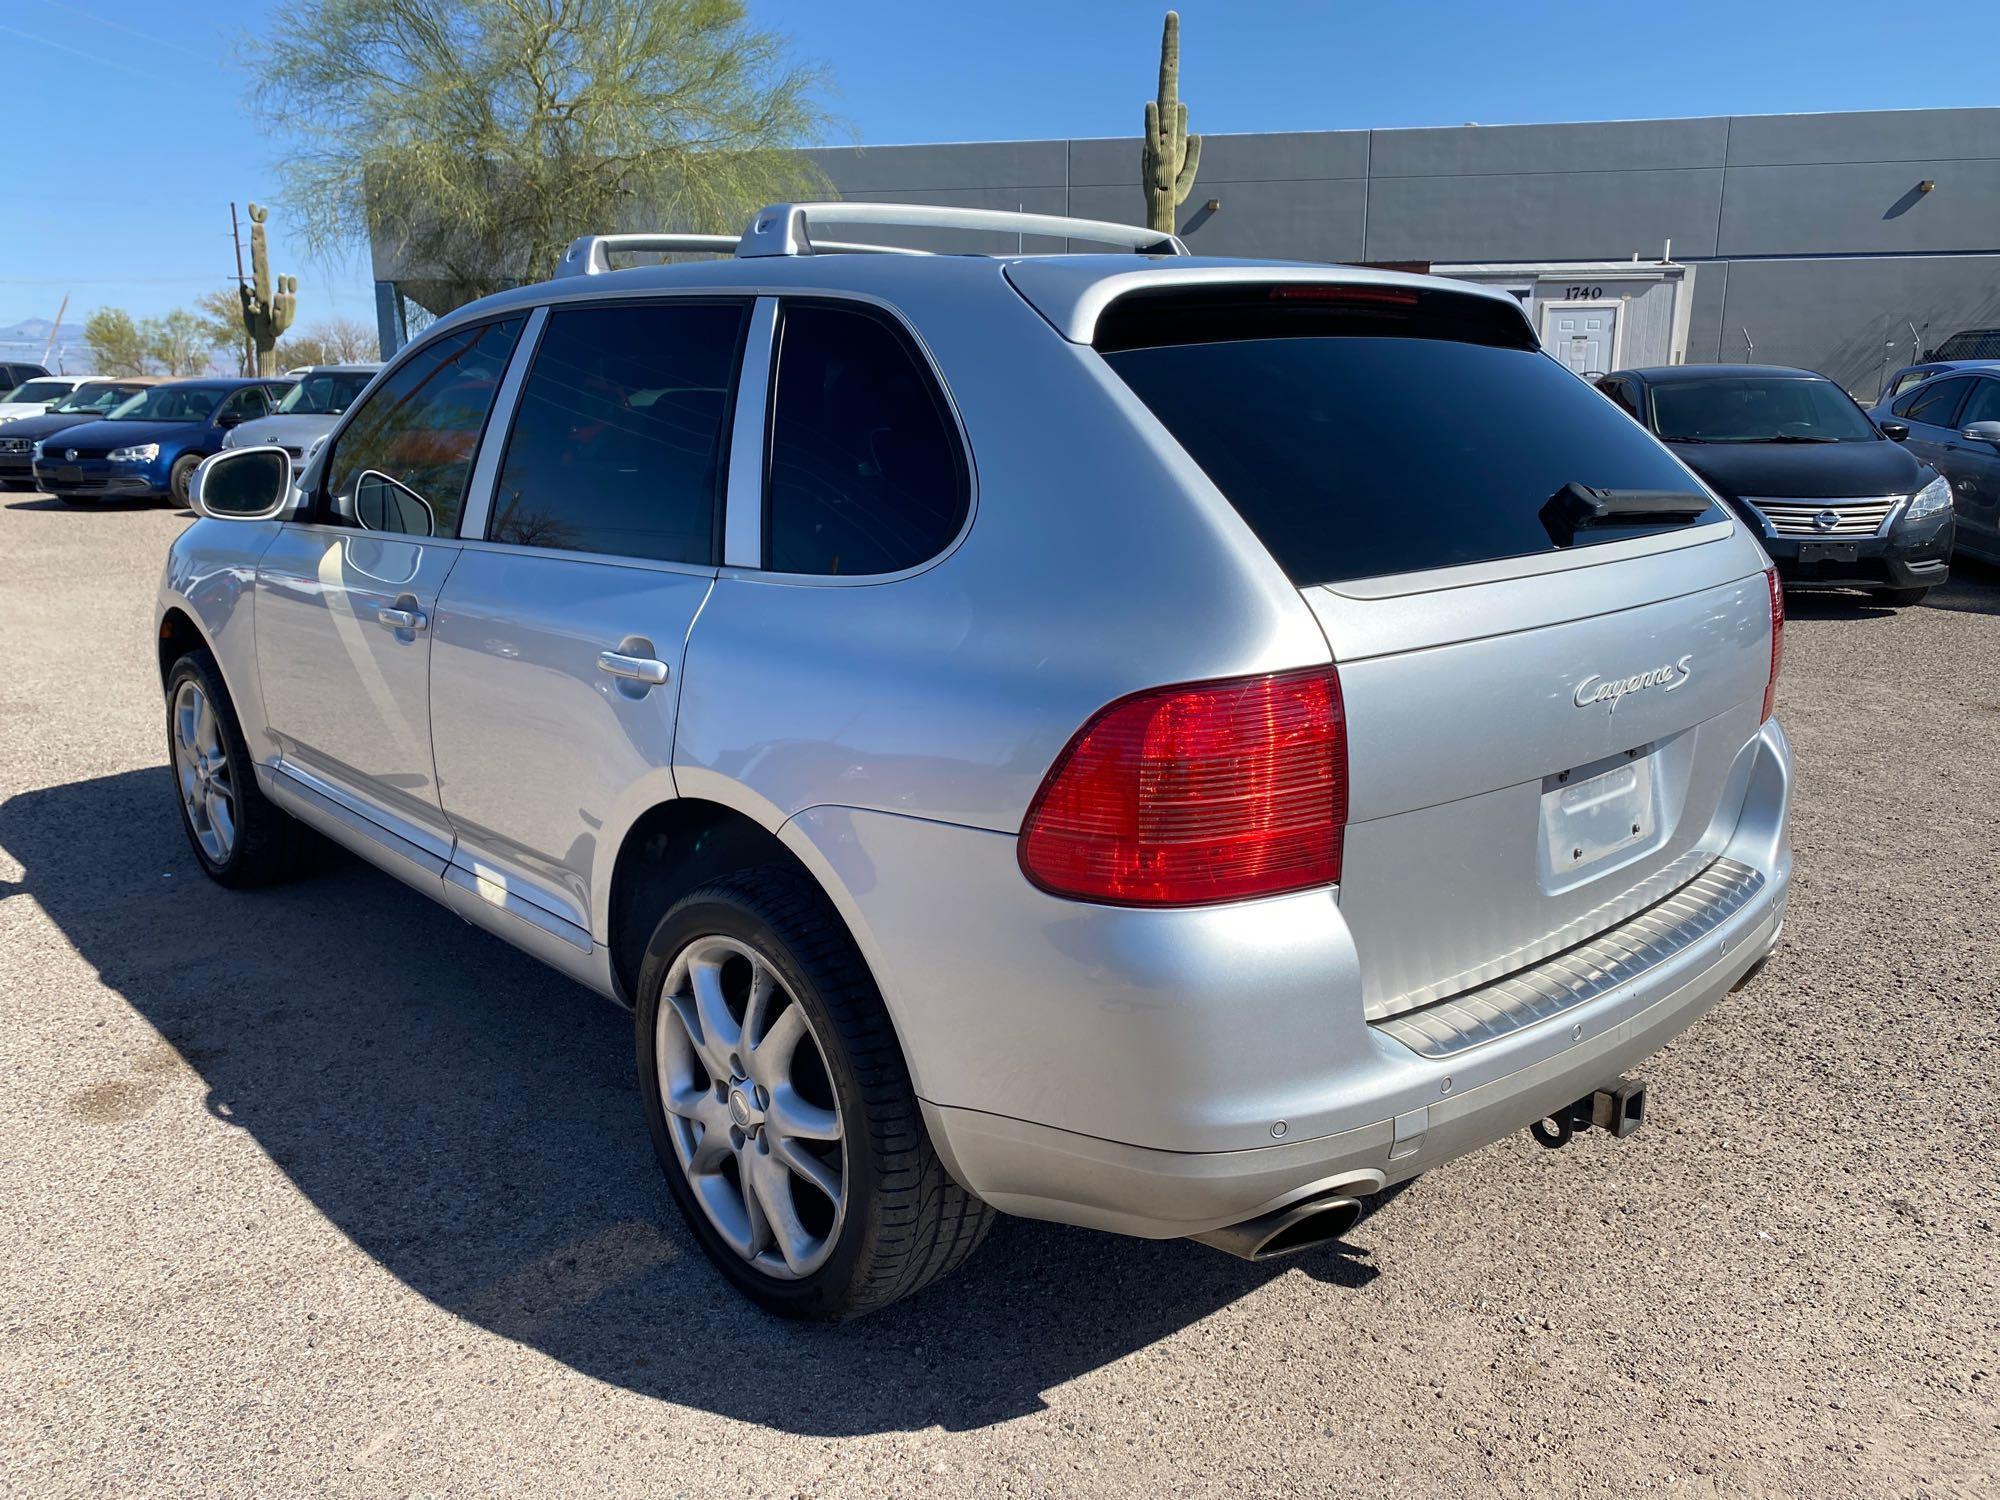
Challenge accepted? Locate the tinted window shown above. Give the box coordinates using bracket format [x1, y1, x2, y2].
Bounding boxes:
[53, 382, 137, 414]
[1890, 368, 1938, 399]
[107, 385, 229, 422]
[216, 387, 270, 423]
[1103, 335, 1717, 586]
[1895, 377, 1972, 428]
[277, 371, 373, 415]
[490, 301, 745, 562]
[1958, 378, 2000, 428]
[1649, 376, 1876, 443]
[1598, 378, 1640, 419]
[322, 318, 522, 536]
[5, 380, 72, 405]
[764, 302, 966, 576]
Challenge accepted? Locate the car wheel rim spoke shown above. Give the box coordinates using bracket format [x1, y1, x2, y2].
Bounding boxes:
[654, 932, 846, 1281]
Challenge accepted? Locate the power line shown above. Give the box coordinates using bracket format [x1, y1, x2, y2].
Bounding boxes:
[0, 21, 157, 81]
[32, 0, 211, 61]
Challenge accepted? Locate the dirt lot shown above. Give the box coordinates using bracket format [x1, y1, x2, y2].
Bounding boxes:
[0, 491, 1994, 1499]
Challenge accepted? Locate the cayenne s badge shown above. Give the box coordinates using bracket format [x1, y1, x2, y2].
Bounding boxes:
[1573, 656, 1693, 709]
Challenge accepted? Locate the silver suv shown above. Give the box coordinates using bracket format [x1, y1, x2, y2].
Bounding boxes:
[160, 203, 1792, 1320]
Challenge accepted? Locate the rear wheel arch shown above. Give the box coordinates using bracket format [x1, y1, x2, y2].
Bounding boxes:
[607, 799, 836, 1007]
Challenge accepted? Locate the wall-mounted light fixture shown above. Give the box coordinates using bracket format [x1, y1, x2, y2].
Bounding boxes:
[1919, 180, 1936, 193]
[1204, 198, 1221, 213]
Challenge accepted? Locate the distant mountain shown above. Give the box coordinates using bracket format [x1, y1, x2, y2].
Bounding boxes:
[0, 317, 84, 346]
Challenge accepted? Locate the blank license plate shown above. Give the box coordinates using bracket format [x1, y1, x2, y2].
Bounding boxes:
[56, 466, 81, 484]
[1542, 753, 1657, 874]
[1799, 541, 1858, 564]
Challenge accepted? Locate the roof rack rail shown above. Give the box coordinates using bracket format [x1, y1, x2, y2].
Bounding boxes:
[737, 202, 1187, 259]
[555, 203, 1188, 278]
[556, 230, 929, 278]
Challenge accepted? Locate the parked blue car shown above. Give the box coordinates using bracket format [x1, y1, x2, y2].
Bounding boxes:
[32, 376, 294, 505]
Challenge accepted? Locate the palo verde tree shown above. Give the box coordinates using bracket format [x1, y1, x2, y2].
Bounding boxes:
[246, 0, 832, 310]
[84, 309, 150, 376]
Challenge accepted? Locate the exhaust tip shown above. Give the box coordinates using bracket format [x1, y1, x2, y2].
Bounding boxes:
[1193, 1193, 1364, 1261]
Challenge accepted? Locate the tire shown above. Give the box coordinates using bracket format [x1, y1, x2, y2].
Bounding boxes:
[165, 649, 311, 887]
[169, 453, 201, 507]
[1870, 586, 1929, 607]
[635, 867, 992, 1320]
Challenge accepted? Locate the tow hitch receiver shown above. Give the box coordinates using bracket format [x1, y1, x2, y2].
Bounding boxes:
[1529, 1075, 1648, 1149]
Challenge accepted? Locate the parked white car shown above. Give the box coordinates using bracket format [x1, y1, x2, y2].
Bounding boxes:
[0, 374, 106, 424]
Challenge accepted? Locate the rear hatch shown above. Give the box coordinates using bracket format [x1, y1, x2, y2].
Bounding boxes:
[1070, 273, 1775, 1020]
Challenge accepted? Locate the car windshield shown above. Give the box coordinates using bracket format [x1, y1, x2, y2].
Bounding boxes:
[276, 371, 373, 415]
[1651, 377, 1877, 443]
[53, 383, 140, 414]
[4, 380, 73, 406]
[106, 385, 229, 422]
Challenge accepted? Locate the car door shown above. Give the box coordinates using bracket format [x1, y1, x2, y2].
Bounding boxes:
[1942, 376, 2000, 556]
[428, 297, 747, 944]
[210, 386, 269, 450]
[1892, 375, 1973, 472]
[254, 315, 525, 866]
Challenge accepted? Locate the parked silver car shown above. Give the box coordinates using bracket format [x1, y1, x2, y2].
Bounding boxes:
[159, 203, 1792, 1320]
[220, 363, 382, 466]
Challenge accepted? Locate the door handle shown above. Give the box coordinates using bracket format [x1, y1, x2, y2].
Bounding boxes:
[597, 650, 669, 686]
[377, 605, 428, 632]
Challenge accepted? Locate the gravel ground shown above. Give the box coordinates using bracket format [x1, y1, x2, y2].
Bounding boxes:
[1, 492, 1995, 1499]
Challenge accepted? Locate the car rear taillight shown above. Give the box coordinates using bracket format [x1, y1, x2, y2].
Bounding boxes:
[1763, 566, 1784, 721]
[1019, 667, 1347, 906]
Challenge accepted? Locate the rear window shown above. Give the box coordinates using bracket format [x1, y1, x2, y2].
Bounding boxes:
[1099, 289, 1720, 587]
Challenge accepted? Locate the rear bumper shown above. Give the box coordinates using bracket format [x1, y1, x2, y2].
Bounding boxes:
[923, 868, 1783, 1237]
[785, 718, 1794, 1241]
[1762, 511, 1954, 590]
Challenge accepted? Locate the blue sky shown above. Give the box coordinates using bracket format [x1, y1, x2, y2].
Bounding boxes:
[1, 0, 1991, 334]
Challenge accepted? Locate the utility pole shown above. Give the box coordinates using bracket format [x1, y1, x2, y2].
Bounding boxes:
[230, 202, 253, 376]
[43, 293, 68, 370]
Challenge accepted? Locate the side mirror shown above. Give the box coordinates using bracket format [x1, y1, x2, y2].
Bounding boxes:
[1960, 421, 2000, 447]
[1879, 421, 1909, 441]
[214, 411, 242, 429]
[190, 446, 291, 520]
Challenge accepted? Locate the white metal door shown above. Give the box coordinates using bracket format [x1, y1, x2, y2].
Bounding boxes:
[1542, 303, 1619, 375]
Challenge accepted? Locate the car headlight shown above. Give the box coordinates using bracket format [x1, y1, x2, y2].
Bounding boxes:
[1906, 473, 1952, 520]
[107, 443, 159, 463]
[221, 430, 237, 449]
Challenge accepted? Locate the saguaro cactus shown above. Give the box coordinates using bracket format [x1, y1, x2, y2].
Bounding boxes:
[239, 203, 297, 376]
[1141, 11, 1202, 236]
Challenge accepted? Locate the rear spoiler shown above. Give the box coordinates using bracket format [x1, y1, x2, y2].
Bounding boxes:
[1005, 260, 1536, 346]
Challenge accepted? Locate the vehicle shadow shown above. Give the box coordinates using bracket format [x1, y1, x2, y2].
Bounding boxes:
[3, 496, 160, 513]
[1924, 558, 2000, 617]
[0, 767, 1385, 1435]
[1782, 564, 2000, 621]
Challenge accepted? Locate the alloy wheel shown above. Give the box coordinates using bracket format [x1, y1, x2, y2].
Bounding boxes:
[171, 680, 236, 863]
[655, 934, 847, 1279]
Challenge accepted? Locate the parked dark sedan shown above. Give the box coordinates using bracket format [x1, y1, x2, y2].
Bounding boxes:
[0, 377, 161, 489]
[1868, 366, 2000, 566]
[31, 376, 293, 505]
[1597, 364, 1952, 606]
